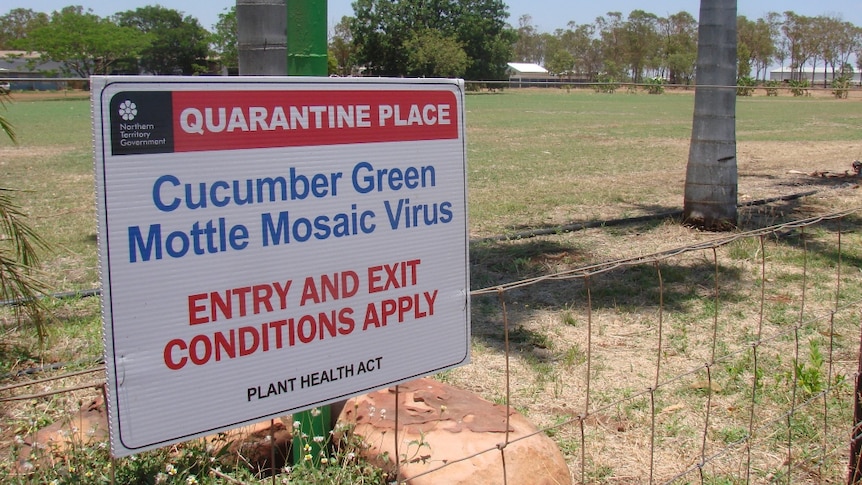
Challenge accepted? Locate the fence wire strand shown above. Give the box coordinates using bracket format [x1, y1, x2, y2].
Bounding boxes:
[3, 208, 862, 484]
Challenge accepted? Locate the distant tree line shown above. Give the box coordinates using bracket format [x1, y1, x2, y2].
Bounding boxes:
[0, 5, 215, 76]
[333, 6, 862, 84]
[1, 4, 860, 83]
[507, 10, 862, 85]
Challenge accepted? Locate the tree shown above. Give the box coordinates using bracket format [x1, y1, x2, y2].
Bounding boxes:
[853, 26, 862, 73]
[350, 0, 513, 79]
[659, 12, 698, 84]
[404, 28, 469, 77]
[0, 8, 48, 49]
[513, 15, 544, 63]
[683, 0, 738, 230]
[210, 6, 237, 73]
[546, 49, 574, 77]
[115, 6, 209, 75]
[329, 16, 356, 76]
[781, 11, 814, 81]
[622, 10, 660, 83]
[812, 16, 859, 86]
[737, 16, 774, 80]
[834, 22, 862, 78]
[564, 22, 603, 81]
[27, 6, 145, 77]
[596, 12, 628, 80]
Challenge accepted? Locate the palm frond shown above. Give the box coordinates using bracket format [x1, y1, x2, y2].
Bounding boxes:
[0, 188, 53, 339]
[0, 89, 16, 144]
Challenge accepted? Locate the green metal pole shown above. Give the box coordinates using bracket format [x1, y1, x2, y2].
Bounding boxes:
[287, 0, 328, 76]
[287, 0, 330, 466]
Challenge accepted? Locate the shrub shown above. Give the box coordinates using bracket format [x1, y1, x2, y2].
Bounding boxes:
[593, 74, 619, 94]
[736, 76, 756, 96]
[645, 76, 665, 95]
[764, 80, 780, 96]
[789, 79, 810, 97]
[831, 76, 851, 99]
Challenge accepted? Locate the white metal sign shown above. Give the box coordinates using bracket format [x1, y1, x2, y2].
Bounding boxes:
[92, 76, 470, 457]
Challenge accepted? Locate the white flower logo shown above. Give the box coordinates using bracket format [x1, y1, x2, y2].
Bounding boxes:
[119, 100, 138, 121]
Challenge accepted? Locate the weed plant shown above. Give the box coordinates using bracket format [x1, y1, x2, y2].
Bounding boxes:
[0, 409, 386, 484]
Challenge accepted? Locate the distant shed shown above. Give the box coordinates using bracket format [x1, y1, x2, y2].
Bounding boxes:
[507, 62, 554, 85]
[769, 68, 861, 86]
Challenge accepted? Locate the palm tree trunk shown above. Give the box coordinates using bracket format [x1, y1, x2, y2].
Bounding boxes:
[683, 0, 738, 230]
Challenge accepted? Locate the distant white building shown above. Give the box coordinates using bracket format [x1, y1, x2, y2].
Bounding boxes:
[769, 68, 861, 85]
[507, 62, 553, 84]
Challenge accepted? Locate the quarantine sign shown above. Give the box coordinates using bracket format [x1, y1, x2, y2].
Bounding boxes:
[92, 76, 470, 457]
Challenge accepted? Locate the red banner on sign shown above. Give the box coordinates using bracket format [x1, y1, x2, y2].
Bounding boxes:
[171, 90, 459, 152]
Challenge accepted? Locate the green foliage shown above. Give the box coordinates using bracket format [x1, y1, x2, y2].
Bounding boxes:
[0, 188, 51, 338]
[0, 8, 48, 49]
[4, 435, 260, 484]
[329, 16, 356, 77]
[0, 88, 14, 142]
[794, 339, 825, 397]
[404, 28, 469, 78]
[717, 426, 748, 444]
[736, 76, 757, 96]
[327, 51, 339, 75]
[2, 413, 387, 484]
[287, 418, 386, 484]
[350, 0, 514, 79]
[736, 16, 775, 82]
[546, 49, 574, 78]
[621, 10, 661, 83]
[788, 79, 810, 97]
[645, 76, 664, 94]
[562, 344, 587, 367]
[830, 75, 851, 99]
[0, 91, 51, 338]
[26, 6, 146, 77]
[115, 6, 210, 75]
[763, 79, 780, 96]
[663, 12, 698, 85]
[210, 6, 237, 72]
[593, 73, 619, 93]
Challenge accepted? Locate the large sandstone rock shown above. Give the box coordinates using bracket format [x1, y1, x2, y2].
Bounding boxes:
[338, 378, 572, 485]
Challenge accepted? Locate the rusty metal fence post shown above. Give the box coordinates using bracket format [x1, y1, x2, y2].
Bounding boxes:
[849, 313, 862, 484]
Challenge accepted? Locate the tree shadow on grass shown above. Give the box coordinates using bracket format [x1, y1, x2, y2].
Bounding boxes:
[495, 205, 681, 242]
[774, 173, 861, 189]
[469, 225, 747, 361]
[759, 212, 862, 276]
[468, 207, 861, 363]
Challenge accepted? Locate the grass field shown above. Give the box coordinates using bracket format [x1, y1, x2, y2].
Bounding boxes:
[1, 87, 861, 483]
[468, 88, 862, 235]
[2, 88, 861, 290]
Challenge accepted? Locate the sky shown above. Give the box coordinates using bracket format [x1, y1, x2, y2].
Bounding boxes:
[11, 0, 862, 33]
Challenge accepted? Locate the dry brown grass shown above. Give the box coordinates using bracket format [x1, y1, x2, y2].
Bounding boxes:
[1, 88, 861, 483]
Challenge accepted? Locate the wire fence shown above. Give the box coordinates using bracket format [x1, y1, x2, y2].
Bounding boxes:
[428, 207, 862, 483]
[2, 207, 861, 484]
[1, 77, 859, 98]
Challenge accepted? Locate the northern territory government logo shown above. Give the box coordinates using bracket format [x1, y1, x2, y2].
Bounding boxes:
[110, 91, 174, 156]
